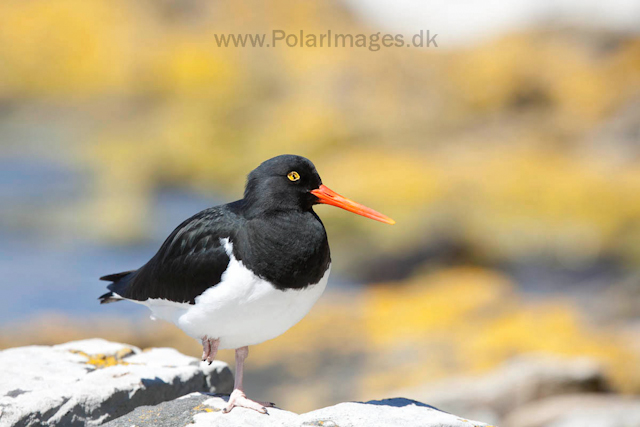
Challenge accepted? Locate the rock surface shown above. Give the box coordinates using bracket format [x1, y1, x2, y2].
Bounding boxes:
[103, 393, 491, 427]
[0, 339, 233, 427]
[503, 393, 640, 427]
[396, 355, 609, 424]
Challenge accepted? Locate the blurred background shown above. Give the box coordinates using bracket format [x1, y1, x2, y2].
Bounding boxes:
[1, 0, 640, 425]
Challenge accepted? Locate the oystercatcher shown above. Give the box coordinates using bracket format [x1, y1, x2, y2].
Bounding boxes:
[99, 155, 394, 413]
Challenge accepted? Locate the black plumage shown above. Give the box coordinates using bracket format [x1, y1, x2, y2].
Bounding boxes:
[99, 155, 331, 304]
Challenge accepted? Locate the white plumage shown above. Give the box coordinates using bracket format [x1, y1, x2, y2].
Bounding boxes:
[136, 238, 330, 349]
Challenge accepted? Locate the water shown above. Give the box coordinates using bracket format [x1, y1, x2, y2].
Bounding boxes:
[0, 156, 218, 324]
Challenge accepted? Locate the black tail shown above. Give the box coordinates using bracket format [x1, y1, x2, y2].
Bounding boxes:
[99, 270, 136, 304]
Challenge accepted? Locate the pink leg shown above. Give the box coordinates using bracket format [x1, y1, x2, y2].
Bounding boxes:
[206, 337, 219, 364]
[223, 346, 275, 414]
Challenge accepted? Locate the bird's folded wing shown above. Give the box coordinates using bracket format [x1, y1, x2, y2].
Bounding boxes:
[108, 206, 239, 304]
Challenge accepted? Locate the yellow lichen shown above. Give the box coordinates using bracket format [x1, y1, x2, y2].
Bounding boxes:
[193, 404, 217, 413]
[69, 349, 132, 369]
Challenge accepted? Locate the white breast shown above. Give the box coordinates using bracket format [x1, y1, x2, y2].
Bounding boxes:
[141, 239, 330, 350]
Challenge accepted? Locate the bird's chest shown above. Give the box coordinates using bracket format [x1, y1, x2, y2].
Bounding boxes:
[235, 216, 331, 290]
[176, 245, 331, 348]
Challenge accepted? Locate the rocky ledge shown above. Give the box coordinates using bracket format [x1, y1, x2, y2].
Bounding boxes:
[0, 339, 233, 426]
[103, 393, 489, 427]
[0, 339, 489, 427]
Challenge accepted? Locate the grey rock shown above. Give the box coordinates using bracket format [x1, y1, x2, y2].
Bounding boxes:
[503, 393, 640, 427]
[394, 355, 609, 424]
[298, 398, 490, 427]
[100, 393, 235, 427]
[0, 339, 233, 427]
[103, 393, 490, 427]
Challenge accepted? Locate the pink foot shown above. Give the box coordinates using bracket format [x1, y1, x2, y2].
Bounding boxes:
[201, 336, 219, 364]
[223, 389, 275, 414]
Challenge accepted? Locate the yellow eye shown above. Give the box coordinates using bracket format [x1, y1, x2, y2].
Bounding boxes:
[287, 171, 300, 182]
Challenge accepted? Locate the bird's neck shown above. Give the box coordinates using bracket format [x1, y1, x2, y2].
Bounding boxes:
[239, 190, 314, 220]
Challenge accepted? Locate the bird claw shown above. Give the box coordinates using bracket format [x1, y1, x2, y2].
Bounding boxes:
[223, 389, 275, 414]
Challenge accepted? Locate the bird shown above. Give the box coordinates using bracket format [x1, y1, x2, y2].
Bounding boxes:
[98, 154, 394, 414]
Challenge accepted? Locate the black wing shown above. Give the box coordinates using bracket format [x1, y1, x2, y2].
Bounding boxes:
[99, 204, 242, 305]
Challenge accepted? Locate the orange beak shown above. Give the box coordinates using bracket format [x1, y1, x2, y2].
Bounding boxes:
[311, 184, 395, 225]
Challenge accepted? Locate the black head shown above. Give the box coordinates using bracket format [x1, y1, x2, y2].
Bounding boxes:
[243, 154, 395, 224]
[243, 155, 322, 215]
